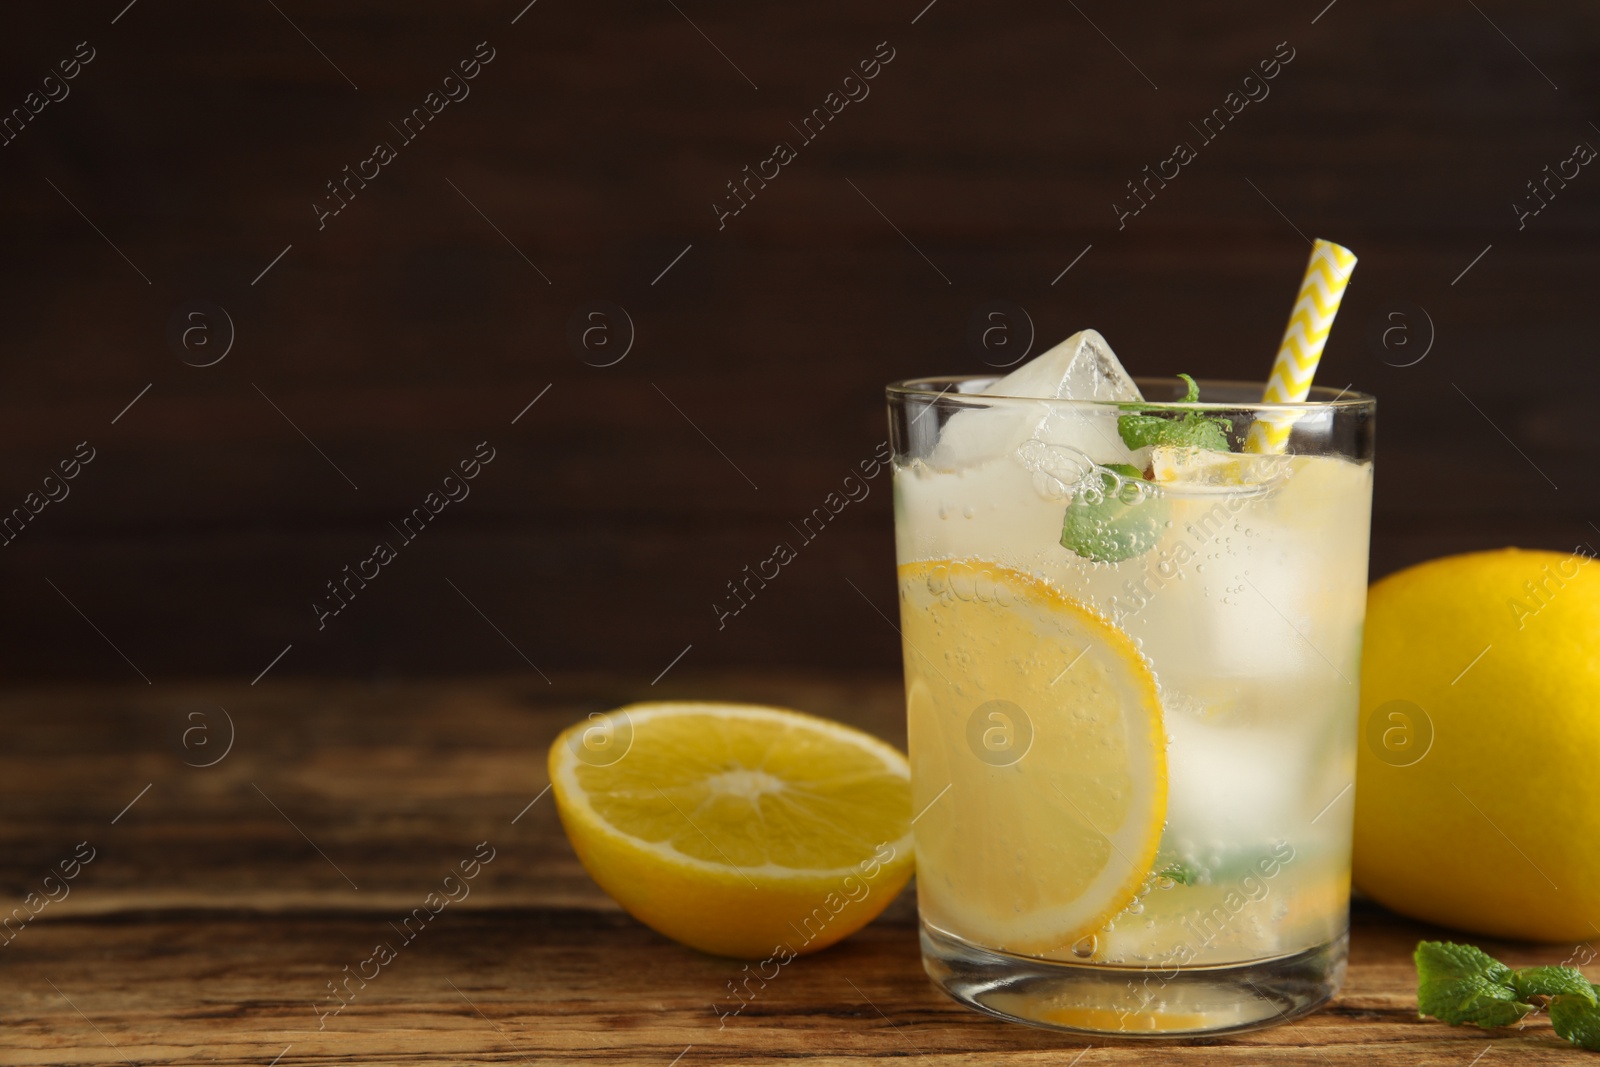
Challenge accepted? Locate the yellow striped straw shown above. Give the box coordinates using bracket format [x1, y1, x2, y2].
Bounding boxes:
[1245, 238, 1358, 453]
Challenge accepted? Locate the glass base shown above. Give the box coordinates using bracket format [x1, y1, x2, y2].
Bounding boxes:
[921, 921, 1347, 1037]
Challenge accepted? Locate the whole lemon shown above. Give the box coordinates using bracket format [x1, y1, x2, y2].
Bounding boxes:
[1354, 546, 1600, 941]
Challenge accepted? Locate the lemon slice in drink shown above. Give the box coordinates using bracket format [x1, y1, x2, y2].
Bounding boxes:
[898, 559, 1166, 958]
[1149, 445, 1289, 488]
[548, 702, 914, 959]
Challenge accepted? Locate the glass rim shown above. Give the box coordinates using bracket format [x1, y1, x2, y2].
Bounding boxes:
[886, 375, 1375, 413]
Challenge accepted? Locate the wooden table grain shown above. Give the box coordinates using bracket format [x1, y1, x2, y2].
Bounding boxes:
[3, 674, 1595, 1065]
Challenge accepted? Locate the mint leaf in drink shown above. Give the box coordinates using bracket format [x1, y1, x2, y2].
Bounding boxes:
[1551, 988, 1600, 1051]
[1415, 941, 1530, 1027]
[1059, 464, 1167, 564]
[1154, 860, 1200, 885]
[1513, 967, 1599, 1003]
[1117, 373, 1232, 452]
[1119, 414, 1229, 451]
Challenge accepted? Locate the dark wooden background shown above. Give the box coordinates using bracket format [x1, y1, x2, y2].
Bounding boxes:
[1, 0, 1596, 683]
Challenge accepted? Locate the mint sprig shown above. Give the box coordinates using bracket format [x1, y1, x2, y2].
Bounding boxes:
[1117, 373, 1232, 452]
[1416, 940, 1600, 1051]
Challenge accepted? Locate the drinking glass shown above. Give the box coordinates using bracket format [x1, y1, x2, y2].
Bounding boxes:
[888, 376, 1375, 1035]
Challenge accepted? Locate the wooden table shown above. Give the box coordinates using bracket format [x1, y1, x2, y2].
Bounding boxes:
[4, 675, 1595, 1065]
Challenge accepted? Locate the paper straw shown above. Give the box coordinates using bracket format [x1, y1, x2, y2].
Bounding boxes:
[1245, 239, 1358, 454]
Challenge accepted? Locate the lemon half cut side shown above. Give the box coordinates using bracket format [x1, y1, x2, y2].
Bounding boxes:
[549, 701, 915, 958]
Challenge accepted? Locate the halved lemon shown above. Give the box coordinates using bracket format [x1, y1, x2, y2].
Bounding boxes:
[899, 559, 1166, 958]
[548, 701, 914, 959]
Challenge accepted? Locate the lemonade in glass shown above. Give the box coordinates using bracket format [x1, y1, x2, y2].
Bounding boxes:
[888, 331, 1374, 1034]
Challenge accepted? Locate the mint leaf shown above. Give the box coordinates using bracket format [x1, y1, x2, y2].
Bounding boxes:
[1415, 942, 1531, 1028]
[1119, 413, 1230, 451]
[1419, 977, 1530, 1027]
[1059, 465, 1167, 564]
[1417, 942, 1600, 1049]
[1117, 373, 1232, 452]
[1551, 988, 1600, 1051]
[1154, 861, 1200, 886]
[1416, 941, 1514, 986]
[1514, 967, 1598, 1003]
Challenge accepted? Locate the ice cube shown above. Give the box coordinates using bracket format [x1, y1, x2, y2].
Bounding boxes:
[931, 330, 1144, 476]
[987, 328, 1144, 403]
[1164, 715, 1301, 846]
